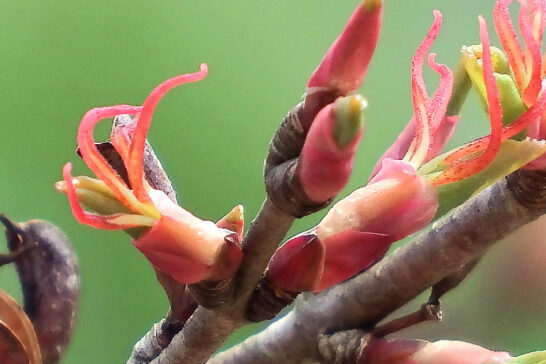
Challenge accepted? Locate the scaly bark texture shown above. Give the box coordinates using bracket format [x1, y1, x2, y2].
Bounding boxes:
[209, 169, 546, 363]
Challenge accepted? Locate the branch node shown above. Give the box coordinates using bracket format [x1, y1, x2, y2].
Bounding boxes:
[189, 277, 234, 308]
[318, 329, 369, 364]
[264, 103, 331, 217]
[372, 303, 442, 338]
[507, 168, 546, 210]
[246, 277, 297, 322]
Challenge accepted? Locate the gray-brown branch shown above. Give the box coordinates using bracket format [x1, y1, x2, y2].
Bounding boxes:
[209, 169, 546, 363]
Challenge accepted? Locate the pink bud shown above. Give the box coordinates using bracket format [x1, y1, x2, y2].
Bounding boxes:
[316, 231, 392, 292]
[318, 159, 438, 242]
[307, 0, 382, 95]
[362, 338, 511, 364]
[299, 95, 365, 203]
[301, 0, 382, 129]
[309, 159, 437, 291]
[267, 159, 437, 293]
[267, 232, 325, 293]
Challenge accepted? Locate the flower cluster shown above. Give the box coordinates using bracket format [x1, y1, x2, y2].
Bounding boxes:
[56, 0, 546, 320]
[265, 3, 546, 294]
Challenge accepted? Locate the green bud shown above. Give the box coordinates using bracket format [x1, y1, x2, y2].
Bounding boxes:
[333, 94, 366, 148]
[462, 45, 527, 130]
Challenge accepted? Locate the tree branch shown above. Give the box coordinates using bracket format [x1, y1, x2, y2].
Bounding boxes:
[210, 169, 546, 363]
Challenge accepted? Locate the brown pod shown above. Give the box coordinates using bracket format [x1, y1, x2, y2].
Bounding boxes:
[1, 216, 79, 364]
[246, 276, 297, 322]
[264, 102, 331, 217]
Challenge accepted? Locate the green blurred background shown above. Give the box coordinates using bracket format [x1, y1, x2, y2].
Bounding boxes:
[0, 0, 544, 362]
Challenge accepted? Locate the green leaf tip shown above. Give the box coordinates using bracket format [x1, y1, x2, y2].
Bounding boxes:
[333, 94, 366, 148]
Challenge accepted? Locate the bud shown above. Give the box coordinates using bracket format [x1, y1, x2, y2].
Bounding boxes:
[307, 0, 382, 95]
[216, 205, 244, 241]
[302, 0, 382, 128]
[266, 159, 437, 293]
[319, 159, 438, 242]
[461, 44, 527, 127]
[267, 232, 325, 293]
[299, 95, 365, 203]
[316, 230, 392, 292]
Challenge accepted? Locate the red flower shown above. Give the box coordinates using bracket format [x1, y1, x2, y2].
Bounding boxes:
[56, 64, 242, 284]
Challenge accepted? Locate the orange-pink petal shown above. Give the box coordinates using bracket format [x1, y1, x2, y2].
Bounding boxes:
[433, 17, 503, 185]
[494, 0, 527, 91]
[409, 12, 443, 161]
[127, 64, 208, 203]
[77, 105, 143, 210]
[518, 0, 543, 104]
[427, 53, 454, 131]
[439, 87, 546, 170]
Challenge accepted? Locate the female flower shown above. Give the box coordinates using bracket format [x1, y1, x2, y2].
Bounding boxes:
[56, 64, 242, 285]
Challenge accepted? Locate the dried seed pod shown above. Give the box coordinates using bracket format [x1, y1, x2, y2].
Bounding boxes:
[264, 103, 332, 217]
[0, 323, 29, 364]
[0, 289, 42, 364]
[1, 216, 79, 364]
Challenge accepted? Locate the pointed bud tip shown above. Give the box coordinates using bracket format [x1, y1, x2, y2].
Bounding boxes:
[461, 44, 511, 75]
[268, 232, 325, 293]
[224, 205, 244, 224]
[0, 214, 17, 230]
[333, 95, 366, 148]
[216, 205, 244, 240]
[363, 0, 382, 12]
[54, 181, 66, 193]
